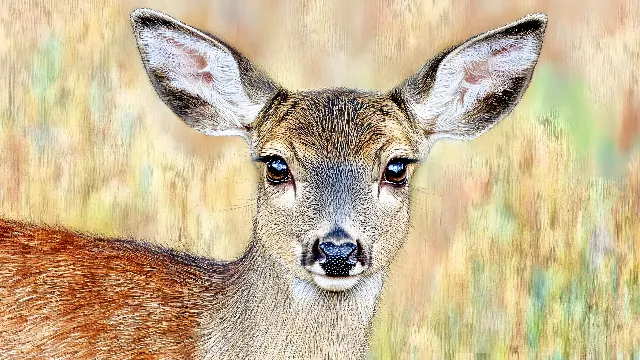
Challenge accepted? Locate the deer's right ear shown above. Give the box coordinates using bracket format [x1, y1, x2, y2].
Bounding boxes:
[130, 9, 279, 140]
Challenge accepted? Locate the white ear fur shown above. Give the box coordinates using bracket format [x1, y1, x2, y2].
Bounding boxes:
[400, 13, 547, 141]
[131, 9, 278, 139]
[138, 26, 262, 132]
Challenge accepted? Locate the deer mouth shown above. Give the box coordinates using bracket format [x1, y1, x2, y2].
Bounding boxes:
[305, 262, 366, 278]
[304, 261, 367, 292]
[309, 273, 362, 292]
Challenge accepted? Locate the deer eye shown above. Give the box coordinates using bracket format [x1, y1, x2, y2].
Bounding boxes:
[265, 157, 290, 184]
[383, 159, 409, 185]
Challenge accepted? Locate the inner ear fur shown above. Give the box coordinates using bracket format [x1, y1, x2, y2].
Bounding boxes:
[393, 13, 548, 141]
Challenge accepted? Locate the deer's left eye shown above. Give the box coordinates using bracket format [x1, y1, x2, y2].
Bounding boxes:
[383, 159, 409, 185]
[265, 157, 290, 184]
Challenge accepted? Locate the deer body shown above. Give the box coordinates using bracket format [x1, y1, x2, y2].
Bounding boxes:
[0, 219, 378, 359]
[0, 9, 547, 359]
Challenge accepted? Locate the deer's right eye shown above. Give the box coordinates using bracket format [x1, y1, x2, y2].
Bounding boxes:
[265, 157, 290, 184]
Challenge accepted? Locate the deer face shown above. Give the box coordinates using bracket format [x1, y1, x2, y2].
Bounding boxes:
[250, 90, 420, 291]
[131, 9, 546, 292]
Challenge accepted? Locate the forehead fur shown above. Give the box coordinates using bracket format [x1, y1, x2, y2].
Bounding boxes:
[252, 89, 419, 163]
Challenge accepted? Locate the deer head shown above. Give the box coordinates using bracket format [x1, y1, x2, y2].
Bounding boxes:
[131, 9, 547, 292]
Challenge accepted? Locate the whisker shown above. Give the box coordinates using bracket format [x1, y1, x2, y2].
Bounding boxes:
[209, 198, 260, 212]
[410, 187, 444, 198]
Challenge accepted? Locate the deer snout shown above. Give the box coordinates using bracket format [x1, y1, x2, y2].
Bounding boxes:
[313, 239, 361, 277]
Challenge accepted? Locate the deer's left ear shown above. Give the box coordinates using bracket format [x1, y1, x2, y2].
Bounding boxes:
[394, 14, 547, 142]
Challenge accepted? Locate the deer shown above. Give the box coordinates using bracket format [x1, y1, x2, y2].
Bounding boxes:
[0, 8, 547, 359]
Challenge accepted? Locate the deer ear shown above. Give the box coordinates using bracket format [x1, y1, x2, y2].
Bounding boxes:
[130, 8, 279, 140]
[394, 14, 547, 142]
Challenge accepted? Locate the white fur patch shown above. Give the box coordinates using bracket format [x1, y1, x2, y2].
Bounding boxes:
[291, 272, 383, 324]
[311, 274, 360, 292]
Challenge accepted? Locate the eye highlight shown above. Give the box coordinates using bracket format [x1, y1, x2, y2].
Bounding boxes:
[383, 158, 415, 185]
[264, 157, 290, 184]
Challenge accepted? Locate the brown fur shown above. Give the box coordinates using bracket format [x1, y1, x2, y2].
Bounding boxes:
[0, 219, 222, 359]
[253, 89, 422, 162]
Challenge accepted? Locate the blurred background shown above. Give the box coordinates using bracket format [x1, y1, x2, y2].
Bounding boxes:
[1, 0, 639, 357]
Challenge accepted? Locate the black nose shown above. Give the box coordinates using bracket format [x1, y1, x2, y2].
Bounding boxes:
[315, 240, 360, 277]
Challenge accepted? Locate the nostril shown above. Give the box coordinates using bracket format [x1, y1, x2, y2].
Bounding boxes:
[347, 240, 362, 265]
[312, 238, 326, 264]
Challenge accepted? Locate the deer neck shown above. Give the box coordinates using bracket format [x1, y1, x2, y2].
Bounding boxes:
[199, 240, 385, 359]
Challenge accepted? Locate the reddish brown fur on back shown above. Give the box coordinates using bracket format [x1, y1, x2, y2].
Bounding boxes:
[0, 219, 223, 359]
